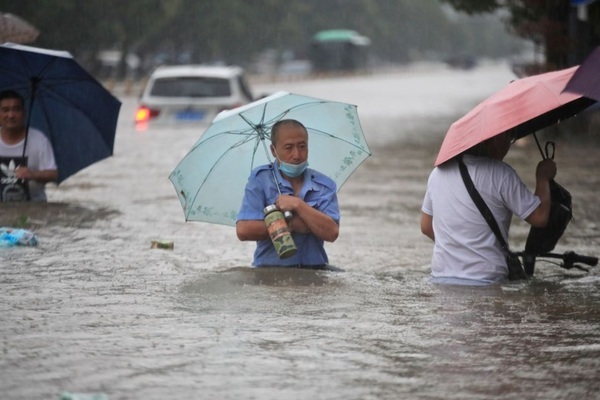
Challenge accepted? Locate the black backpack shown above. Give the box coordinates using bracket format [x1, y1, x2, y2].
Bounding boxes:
[524, 178, 573, 255]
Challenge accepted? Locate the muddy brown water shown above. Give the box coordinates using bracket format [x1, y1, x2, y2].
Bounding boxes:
[1, 63, 599, 399]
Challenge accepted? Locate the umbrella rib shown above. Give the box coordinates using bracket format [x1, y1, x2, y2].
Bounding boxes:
[252, 100, 370, 153]
[185, 108, 271, 218]
[0, 52, 118, 151]
[306, 124, 370, 154]
[33, 84, 115, 151]
[239, 106, 270, 140]
[186, 134, 260, 217]
[35, 52, 60, 77]
[191, 126, 258, 151]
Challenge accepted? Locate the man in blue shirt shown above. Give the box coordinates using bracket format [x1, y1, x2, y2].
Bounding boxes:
[236, 119, 340, 268]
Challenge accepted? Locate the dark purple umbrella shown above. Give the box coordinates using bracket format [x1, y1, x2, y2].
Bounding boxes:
[564, 46, 600, 100]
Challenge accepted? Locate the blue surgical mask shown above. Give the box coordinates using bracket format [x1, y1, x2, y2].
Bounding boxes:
[278, 160, 308, 178]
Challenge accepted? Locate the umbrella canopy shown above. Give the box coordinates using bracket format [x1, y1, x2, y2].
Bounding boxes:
[0, 13, 39, 44]
[0, 43, 121, 183]
[169, 91, 371, 226]
[435, 66, 596, 166]
[564, 46, 600, 101]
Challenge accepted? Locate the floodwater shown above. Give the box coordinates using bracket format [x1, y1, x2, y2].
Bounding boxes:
[1, 61, 600, 400]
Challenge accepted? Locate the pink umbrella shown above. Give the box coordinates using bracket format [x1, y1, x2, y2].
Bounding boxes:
[435, 66, 595, 166]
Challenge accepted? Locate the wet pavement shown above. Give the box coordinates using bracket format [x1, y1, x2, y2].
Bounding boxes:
[1, 61, 599, 400]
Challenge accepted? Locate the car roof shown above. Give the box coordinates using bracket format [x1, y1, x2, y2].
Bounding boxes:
[150, 65, 245, 79]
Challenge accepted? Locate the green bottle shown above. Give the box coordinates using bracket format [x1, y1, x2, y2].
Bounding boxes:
[264, 204, 297, 259]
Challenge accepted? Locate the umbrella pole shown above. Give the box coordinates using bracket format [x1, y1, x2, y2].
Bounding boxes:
[260, 138, 283, 196]
[532, 133, 546, 159]
[260, 138, 293, 219]
[21, 77, 39, 159]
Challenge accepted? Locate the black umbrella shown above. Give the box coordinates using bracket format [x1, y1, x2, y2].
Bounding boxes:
[0, 43, 121, 183]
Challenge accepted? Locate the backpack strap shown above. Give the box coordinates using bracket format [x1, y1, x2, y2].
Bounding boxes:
[456, 155, 509, 254]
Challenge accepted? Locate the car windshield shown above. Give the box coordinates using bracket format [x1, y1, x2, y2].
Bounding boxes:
[150, 76, 232, 97]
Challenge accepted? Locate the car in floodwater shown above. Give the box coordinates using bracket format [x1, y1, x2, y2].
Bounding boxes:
[135, 65, 254, 126]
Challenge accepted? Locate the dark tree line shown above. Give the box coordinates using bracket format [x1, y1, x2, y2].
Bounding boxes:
[1, 0, 527, 79]
[441, 0, 600, 71]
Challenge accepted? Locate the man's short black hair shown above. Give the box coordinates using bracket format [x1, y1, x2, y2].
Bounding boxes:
[0, 90, 25, 107]
[271, 119, 307, 145]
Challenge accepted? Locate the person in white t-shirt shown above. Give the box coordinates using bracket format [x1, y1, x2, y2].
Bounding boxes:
[421, 132, 556, 285]
[0, 90, 57, 201]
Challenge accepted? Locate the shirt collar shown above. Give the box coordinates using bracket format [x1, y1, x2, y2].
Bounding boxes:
[271, 163, 320, 194]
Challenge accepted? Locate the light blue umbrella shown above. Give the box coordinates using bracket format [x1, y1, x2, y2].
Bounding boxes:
[169, 91, 371, 226]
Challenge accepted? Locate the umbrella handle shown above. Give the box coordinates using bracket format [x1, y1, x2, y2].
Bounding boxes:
[532, 133, 555, 160]
[545, 141, 555, 160]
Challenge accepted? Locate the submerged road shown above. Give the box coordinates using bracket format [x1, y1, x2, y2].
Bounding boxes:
[1, 61, 599, 400]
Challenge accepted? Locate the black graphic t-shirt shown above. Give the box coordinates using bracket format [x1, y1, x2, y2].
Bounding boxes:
[0, 156, 31, 202]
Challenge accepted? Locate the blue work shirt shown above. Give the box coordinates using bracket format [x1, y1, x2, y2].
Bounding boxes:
[237, 163, 340, 267]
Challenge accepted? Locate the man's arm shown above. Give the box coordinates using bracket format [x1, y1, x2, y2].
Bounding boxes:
[525, 159, 556, 228]
[276, 194, 339, 242]
[236, 220, 270, 241]
[421, 212, 434, 241]
[15, 167, 57, 184]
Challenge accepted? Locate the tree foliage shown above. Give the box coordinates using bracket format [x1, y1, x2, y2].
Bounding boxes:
[0, 0, 525, 78]
[439, 0, 600, 70]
